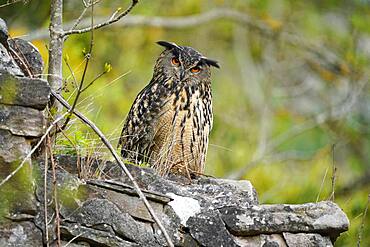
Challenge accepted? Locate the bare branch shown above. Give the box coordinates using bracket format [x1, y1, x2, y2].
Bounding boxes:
[0, 0, 23, 8]
[26, 8, 262, 40]
[50, 90, 174, 247]
[60, 2, 95, 131]
[26, 7, 346, 76]
[48, 0, 64, 114]
[329, 144, 337, 201]
[63, 0, 138, 36]
[80, 69, 107, 93]
[63, 56, 78, 89]
[64, 0, 102, 42]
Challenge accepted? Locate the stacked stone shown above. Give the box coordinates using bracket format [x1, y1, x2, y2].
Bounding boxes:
[0, 18, 50, 174]
[0, 19, 50, 247]
[25, 155, 347, 247]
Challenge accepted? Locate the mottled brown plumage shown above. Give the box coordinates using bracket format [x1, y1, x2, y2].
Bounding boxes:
[118, 41, 219, 177]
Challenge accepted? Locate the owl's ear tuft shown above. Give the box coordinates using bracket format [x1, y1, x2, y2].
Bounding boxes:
[156, 41, 181, 51]
[201, 57, 220, 69]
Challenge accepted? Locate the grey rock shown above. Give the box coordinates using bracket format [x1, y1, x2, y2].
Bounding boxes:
[0, 221, 43, 247]
[60, 222, 139, 247]
[0, 18, 8, 46]
[57, 241, 91, 247]
[64, 176, 182, 246]
[187, 210, 238, 247]
[0, 129, 30, 164]
[8, 38, 44, 77]
[0, 104, 45, 137]
[65, 198, 160, 246]
[182, 233, 200, 247]
[0, 43, 24, 76]
[283, 232, 333, 247]
[147, 175, 258, 209]
[154, 205, 183, 246]
[0, 70, 50, 109]
[219, 201, 349, 240]
[234, 234, 287, 247]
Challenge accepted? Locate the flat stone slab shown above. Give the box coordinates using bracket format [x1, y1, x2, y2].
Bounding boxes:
[283, 232, 333, 247]
[187, 210, 239, 247]
[0, 221, 43, 247]
[0, 44, 23, 77]
[8, 38, 44, 77]
[0, 70, 50, 110]
[0, 129, 30, 164]
[219, 201, 349, 239]
[234, 234, 287, 247]
[56, 155, 259, 208]
[64, 199, 159, 246]
[0, 104, 45, 137]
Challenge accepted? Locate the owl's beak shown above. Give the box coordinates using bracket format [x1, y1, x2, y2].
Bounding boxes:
[179, 68, 186, 80]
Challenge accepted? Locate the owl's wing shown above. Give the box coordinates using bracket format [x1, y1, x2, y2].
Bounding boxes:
[118, 80, 171, 162]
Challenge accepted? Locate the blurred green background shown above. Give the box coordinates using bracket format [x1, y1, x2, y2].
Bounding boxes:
[1, 0, 369, 245]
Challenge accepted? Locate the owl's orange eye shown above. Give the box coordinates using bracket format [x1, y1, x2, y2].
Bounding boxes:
[191, 66, 201, 73]
[171, 57, 180, 66]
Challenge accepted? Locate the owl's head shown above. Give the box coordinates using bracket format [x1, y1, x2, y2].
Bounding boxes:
[153, 41, 219, 85]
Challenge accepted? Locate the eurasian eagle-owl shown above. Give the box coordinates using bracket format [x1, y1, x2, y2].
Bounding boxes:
[118, 41, 219, 177]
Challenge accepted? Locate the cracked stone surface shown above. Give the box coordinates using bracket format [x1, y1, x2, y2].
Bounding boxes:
[8, 38, 44, 77]
[0, 221, 43, 247]
[234, 234, 287, 247]
[283, 232, 333, 247]
[64, 199, 159, 246]
[0, 43, 24, 76]
[0, 104, 46, 137]
[0, 129, 30, 165]
[0, 70, 50, 110]
[219, 201, 349, 239]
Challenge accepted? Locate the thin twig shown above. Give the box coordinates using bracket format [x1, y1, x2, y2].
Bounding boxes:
[316, 166, 329, 203]
[0, 112, 68, 188]
[357, 194, 370, 247]
[64, 56, 78, 89]
[329, 143, 337, 201]
[44, 147, 50, 247]
[63, 0, 138, 36]
[80, 70, 107, 93]
[60, 2, 95, 130]
[47, 136, 61, 247]
[63, 232, 86, 247]
[0, 0, 22, 8]
[64, 0, 102, 43]
[7, 40, 34, 77]
[50, 90, 174, 246]
[25, 6, 348, 69]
